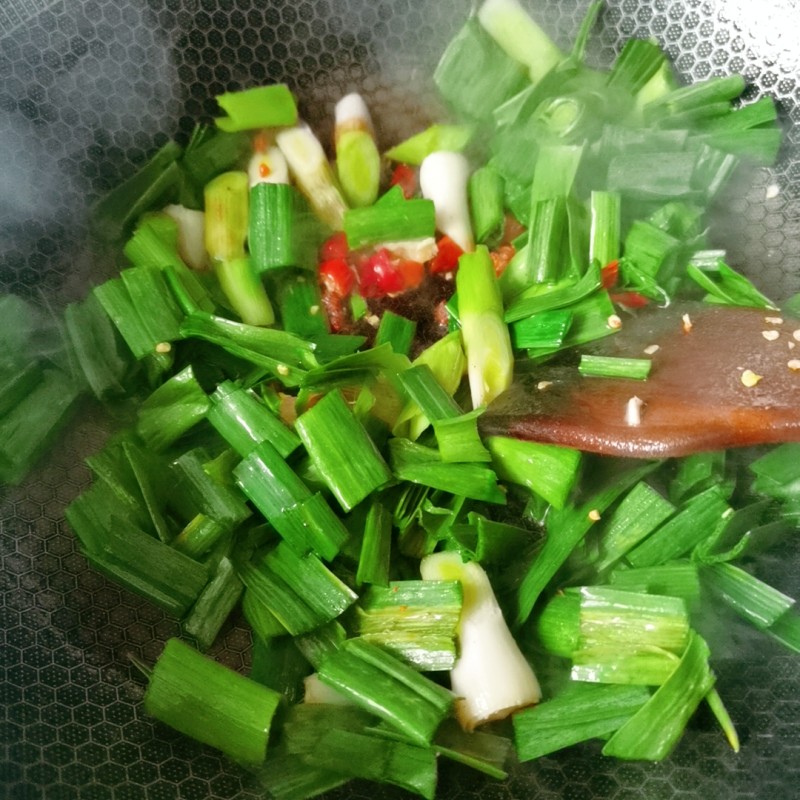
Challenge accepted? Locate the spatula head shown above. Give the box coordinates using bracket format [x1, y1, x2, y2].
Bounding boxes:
[481, 303, 800, 457]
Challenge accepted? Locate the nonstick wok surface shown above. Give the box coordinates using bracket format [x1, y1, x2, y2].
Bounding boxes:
[1, 2, 799, 798]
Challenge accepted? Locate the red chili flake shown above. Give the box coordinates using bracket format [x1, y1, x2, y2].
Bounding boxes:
[358, 249, 424, 297]
[358, 249, 405, 297]
[319, 257, 355, 297]
[258, 161, 271, 178]
[601, 260, 620, 289]
[611, 291, 649, 309]
[397, 257, 425, 290]
[429, 235, 463, 274]
[319, 231, 350, 262]
[389, 163, 417, 199]
[491, 243, 516, 277]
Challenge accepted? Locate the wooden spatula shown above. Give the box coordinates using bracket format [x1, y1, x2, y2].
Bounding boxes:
[480, 303, 800, 457]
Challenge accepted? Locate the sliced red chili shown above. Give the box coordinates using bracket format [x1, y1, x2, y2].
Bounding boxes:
[319, 257, 355, 297]
[611, 291, 650, 309]
[601, 260, 620, 289]
[389, 163, 417, 199]
[429, 235, 464, 274]
[358, 249, 404, 297]
[319, 231, 349, 262]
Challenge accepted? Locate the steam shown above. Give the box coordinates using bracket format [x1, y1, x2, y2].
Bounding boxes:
[0, 0, 179, 257]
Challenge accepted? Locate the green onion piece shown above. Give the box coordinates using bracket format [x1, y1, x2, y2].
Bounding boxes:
[355, 580, 463, 671]
[93, 277, 172, 370]
[294, 621, 347, 671]
[394, 332, 467, 440]
[64, 293, 133, 400]
[317, 638, 454, 746]
[180, 130, 251, 198]
[124, 217, 214, 313]
[531, 144, 584, 202]
[607, 38, 666, 95]
[276, 273, 329, 337]
[522, 197, 568, 285]
[385, 124, 474, 165]
[534, 590, 581, 657]
[768, 609, 800, 653]
[478, 0, 563, 84]
[170, 449, 251, 530]
[251, 185, 324, 276]
[215, 84, 298, 132]
[135, 365, 210, 452]
[608, 561, 700, 603]
[122, 263, 185, 341]
[513, 683, 650, 762]
[336, 129, 381, 208]
[144, 638, 282, 765]
[571, 646, 679, 686]
[216, 256, 275, 326]
[0, 363, 46, 420]
[205, 172, 274, 325]
[626, 486, 732, 568]
[432, 409, 492, 464]
[73, 513, 209, 617]
[510, 309, 573, 350]
[433, 719, 512, 780]
[234, 440, 311, 520]
[389, 438, 506, 505]
[242, 588, 287, 640]
[590, 190, 622, 268]
[208, 380, 300, 459]
[447, 512, 532, 566]
[516, 461, 658, 624]
[172, 514, 228, 560]
[259, 744, 348, 800]
[669, 450, 731, 504]
[375, 311, 417, 357]
[434, 17, 527, 120]
[457, 245, 514, 408]
[686, 257, 776, 309]
[283, 705, 439, 800]
[356, 499, 393, 587]
[398, 364, 461, 422]
[504, 262, 601, 322]
[0, 367, 80, 486]
[694, 499, 790, 565]
[204, 171, 249, 262]
[577, 585, 690, 654]
[703, 562, 795, 630]
[91, 140, 183, 242]
[602, 631, 715, 761]
[644, 73, 746, 119]
[239, 544, 357, 635]
[608, 152, 698, 199]
[486, 436, 581, 510]
[705, 686, 740, 753]
[180, 311, 316, 385]
[182, 556, 244, 650]
[343, 196, 436, 250]
[250, 635, 310, 705]
[295, 389, 392, 512]
[579, 355, 652, 380]
[469, 165, 505, 244]
[272, 492, 350, 562]
[83, 439, 161, 535]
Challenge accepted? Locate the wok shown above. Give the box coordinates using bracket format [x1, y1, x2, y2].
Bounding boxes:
[1, 1, 799, 798]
